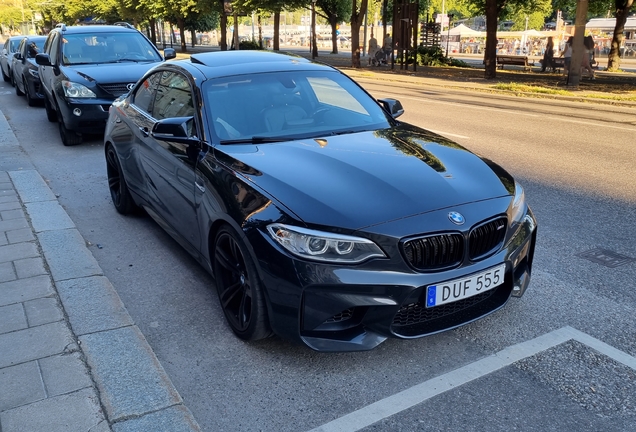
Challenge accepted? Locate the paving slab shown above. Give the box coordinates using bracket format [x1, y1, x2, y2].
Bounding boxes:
[0, 387, 108, 432]
[0, 241, 37, 264]
[0, 113, 19, 147]
[0, 260, 16, 282]
[0, 321, 77, 368]
[0, 302, 27, 334]
[79, 325, 182, 422]
[0, 275, 54, 307]
[14, 256, 47, 279]
[0, 361, 45, 411]
[23, 297, 64, 327]
[57, 276, 133, 335]
[39, 352, 94, 397]
[0, 216, 29, 233]
[25, 200, 76, 233]
[6, 227, 35, 243]
[37, 229, 103, 281]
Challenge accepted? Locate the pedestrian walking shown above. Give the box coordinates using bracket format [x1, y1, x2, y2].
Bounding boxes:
[561, 36, 573, 77]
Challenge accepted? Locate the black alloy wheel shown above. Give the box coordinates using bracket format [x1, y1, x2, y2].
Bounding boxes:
[55, 101, 82, 146]
[44, 96, 57, 122]
[105, 144, 137, 215]
[213, 226, 271, 341]
[23, 78, 36, 106]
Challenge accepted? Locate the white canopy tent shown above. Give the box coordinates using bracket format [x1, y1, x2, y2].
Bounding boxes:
[448, 24, 483, 37]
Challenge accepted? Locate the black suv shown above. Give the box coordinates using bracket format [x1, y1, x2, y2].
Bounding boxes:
[36, 24, 176, 146]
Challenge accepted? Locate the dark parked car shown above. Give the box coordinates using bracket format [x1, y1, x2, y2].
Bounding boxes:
[1, 35, 24, 84]
[36, 23, 176, 146]
[12, 35, 47, 106]
[104, 51, 537, 352]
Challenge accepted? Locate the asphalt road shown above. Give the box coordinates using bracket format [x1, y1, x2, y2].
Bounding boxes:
[1, 77, 635, 431]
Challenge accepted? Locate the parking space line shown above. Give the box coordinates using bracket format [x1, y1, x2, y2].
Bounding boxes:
[309, 327, 636, 432]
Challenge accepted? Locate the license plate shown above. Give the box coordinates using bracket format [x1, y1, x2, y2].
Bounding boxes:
[425, 264, 506, 308]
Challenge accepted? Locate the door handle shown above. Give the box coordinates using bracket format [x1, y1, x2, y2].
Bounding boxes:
[139, 126, 149, 137]
[195, 182, 205, 193]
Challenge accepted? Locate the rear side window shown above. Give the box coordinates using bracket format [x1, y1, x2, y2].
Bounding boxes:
[49, 33, 60, 64]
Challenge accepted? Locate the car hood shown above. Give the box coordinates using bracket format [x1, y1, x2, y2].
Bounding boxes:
[216, 125, 516, 230]
[63, 62, 160, 85]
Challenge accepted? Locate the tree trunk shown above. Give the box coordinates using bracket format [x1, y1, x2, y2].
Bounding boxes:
[258, 15, 263, 49]
[220, 13, 228, 51]
[311, 4, 318, 58]
[190, 29, 196, 47]
[484, 0, 498, 79]
[351, 0, 369, 68]
[608, 0, 634, 71]
[274, 12, 280, 51]
[177, 18, 187, 52]
[149, 18, 156, 45]
[330, 16, 338, 54]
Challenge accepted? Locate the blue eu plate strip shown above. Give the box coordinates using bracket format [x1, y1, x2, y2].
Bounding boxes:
[427, 286, 437, 307]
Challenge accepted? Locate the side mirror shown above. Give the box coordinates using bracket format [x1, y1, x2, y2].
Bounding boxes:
[163, 48, 176, 60]
[1, 48, 6, 56]
[151, 116, 198, 145]
[378, 98, 404, 119]
[14, 52, 22, 61]
[35, 53, 52, 66]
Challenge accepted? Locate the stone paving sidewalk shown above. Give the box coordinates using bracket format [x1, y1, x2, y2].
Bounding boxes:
[0, 111, 200, 431]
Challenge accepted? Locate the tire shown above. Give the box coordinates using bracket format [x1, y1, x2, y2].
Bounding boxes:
[56, 102, 82, 146]
[15, 75, 24, 96]
[23, 78, 36, 106]
[1, 67, 9, 82]
[213, 226, 272, 341]
[44, 96, 57, 122]
[105, 144, 137, 215]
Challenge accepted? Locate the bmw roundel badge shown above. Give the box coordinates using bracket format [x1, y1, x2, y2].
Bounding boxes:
[448, 211, 465, 225]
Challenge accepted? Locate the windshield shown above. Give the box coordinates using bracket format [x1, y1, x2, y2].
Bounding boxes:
[61, 32, 161, 66]
[202, 70, 392, 143]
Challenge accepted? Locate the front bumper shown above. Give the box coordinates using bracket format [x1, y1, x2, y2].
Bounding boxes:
[252, 206, 537, 352]
[58, 96, 114, 134]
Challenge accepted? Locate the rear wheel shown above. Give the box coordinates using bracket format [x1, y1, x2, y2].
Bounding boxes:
[56, 101, 82, 146]
[105, 144, 137, 215]
[213, 226, 271, 341]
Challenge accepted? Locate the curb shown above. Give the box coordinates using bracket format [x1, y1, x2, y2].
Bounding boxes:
[1, 108, 200, 431]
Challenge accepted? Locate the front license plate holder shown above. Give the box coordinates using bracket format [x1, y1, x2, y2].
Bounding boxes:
[426, 263, 506, 308]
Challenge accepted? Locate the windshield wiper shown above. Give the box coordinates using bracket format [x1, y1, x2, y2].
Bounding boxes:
[220, 136, 299, 144]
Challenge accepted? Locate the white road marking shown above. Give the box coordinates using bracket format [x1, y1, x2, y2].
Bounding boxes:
[309, 326, 636, 432]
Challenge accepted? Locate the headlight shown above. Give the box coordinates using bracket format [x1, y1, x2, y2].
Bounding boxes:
[267, 224, 386, 264]
[28, 69, 39, 78]
[61, 80, 96, 98]
[509, 182, 526, 224]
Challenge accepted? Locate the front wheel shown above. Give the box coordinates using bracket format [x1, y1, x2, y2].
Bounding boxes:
[44, 96, 57, 122]
[14, 75, 24, 96]
[56, 102, 82, 146]
[1, 68, 9, 82]
[213, 226, 272, 341]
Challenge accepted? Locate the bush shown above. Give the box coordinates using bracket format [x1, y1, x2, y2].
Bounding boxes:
[415, 45, 471, 68]
[239, 40, 262, 50]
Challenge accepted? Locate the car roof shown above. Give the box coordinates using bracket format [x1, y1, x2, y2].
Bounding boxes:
[184, 51, 336, 79]
[53, 25, 140, 34]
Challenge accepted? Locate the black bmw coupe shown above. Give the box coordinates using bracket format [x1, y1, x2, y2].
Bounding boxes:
[104, 51, 537, 352]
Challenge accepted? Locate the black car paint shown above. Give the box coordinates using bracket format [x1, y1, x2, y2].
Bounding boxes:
[105, 52, 536, 351]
